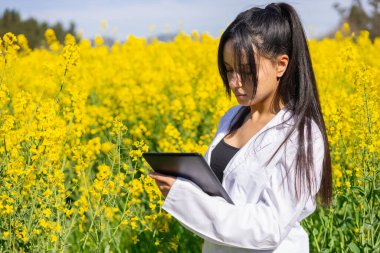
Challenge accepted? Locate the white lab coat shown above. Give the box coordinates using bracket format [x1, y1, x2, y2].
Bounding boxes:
[162, 105, 325, 252]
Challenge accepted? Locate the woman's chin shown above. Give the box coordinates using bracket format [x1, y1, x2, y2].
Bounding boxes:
[235, 96, 252, 106]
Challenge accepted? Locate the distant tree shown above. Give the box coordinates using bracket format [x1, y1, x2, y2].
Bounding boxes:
[333, 0, 380, 40]
[0, 8, 78, 49]
[368, 0, 380, 36]
[147, 31, 179, 43]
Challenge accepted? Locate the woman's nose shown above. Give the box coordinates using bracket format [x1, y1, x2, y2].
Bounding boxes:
[229, 72, 243, 88]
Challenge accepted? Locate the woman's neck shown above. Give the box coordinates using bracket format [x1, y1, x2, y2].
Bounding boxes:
[248, 101, 284, 123]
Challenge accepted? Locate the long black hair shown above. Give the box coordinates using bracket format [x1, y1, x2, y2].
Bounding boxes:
[217, 2, 333, 207]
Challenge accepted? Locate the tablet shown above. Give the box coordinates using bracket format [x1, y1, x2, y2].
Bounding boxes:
[142, 152, 234, 204]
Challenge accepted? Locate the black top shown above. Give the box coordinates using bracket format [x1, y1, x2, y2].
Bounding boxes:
[210, 138, 240, 184]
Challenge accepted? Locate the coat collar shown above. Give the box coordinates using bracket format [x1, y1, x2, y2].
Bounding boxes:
[220, 105, 295, 133]
[206, 105, 296, 182]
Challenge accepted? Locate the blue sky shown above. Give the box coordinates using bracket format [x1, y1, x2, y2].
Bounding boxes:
[0, 0, 370, 41]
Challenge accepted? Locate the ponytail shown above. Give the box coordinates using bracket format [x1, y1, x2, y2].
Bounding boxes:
[276, 2, 333, 207]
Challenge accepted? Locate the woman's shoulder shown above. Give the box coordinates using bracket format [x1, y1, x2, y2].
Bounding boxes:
[286, 117, 324, 149]
[216, 105, 243, 128]
[221, 105, 243, 121]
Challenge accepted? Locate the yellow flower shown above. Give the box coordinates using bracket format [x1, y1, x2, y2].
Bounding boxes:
[15, 226, 28, 243]
[33, 229, 41, 235]
[43, 189, 53, 198]
[132, 235, 139, 244]
[101, 141, 113, 153]
[51, 234, 58, 242]
[3, 231, 10, 239]
[3, 204, 14, 214]
[43, 208, 52, 218]
[39, 219, 49, 229]
[94, 36, 104, 47]
[120, 219, 128, 227]
[64, 207, 75, 218]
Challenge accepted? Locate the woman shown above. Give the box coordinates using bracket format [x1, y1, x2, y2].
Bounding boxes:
[149, 2, 333, 252]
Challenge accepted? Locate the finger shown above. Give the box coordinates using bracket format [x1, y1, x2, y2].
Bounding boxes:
[149, 171, 166, 177]
[154, 178, 168, 186]
[157, 182, 168, 189]
[149, 172, 175, 179]
[163, 185, 171, 190]
[151, 173, 170, 182]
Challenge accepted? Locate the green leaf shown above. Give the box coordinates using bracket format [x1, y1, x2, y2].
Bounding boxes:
[348, 242, 360, 253]
[351, 186, 365, 196]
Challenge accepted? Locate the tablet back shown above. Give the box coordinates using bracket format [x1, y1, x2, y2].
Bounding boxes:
[142, 152, 234, 204]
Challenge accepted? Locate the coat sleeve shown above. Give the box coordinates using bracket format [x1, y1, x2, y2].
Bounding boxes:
[161, 129, 325, 250]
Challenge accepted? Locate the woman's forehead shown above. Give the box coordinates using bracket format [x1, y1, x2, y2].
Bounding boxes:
[223, 42, 259, 65]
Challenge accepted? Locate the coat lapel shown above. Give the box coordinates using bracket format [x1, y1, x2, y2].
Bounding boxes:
[204, 105, 295, 185]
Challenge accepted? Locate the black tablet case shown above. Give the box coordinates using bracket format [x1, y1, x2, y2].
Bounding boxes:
[142, 152, 234, 204]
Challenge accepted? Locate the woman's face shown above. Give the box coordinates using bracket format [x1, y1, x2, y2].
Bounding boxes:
[223, 39, 285, 109]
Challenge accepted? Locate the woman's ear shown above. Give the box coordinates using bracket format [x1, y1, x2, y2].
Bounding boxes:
[276, 54, 289, 78]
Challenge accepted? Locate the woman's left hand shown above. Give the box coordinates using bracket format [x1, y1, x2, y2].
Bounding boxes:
[148, 172, 177, 197]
